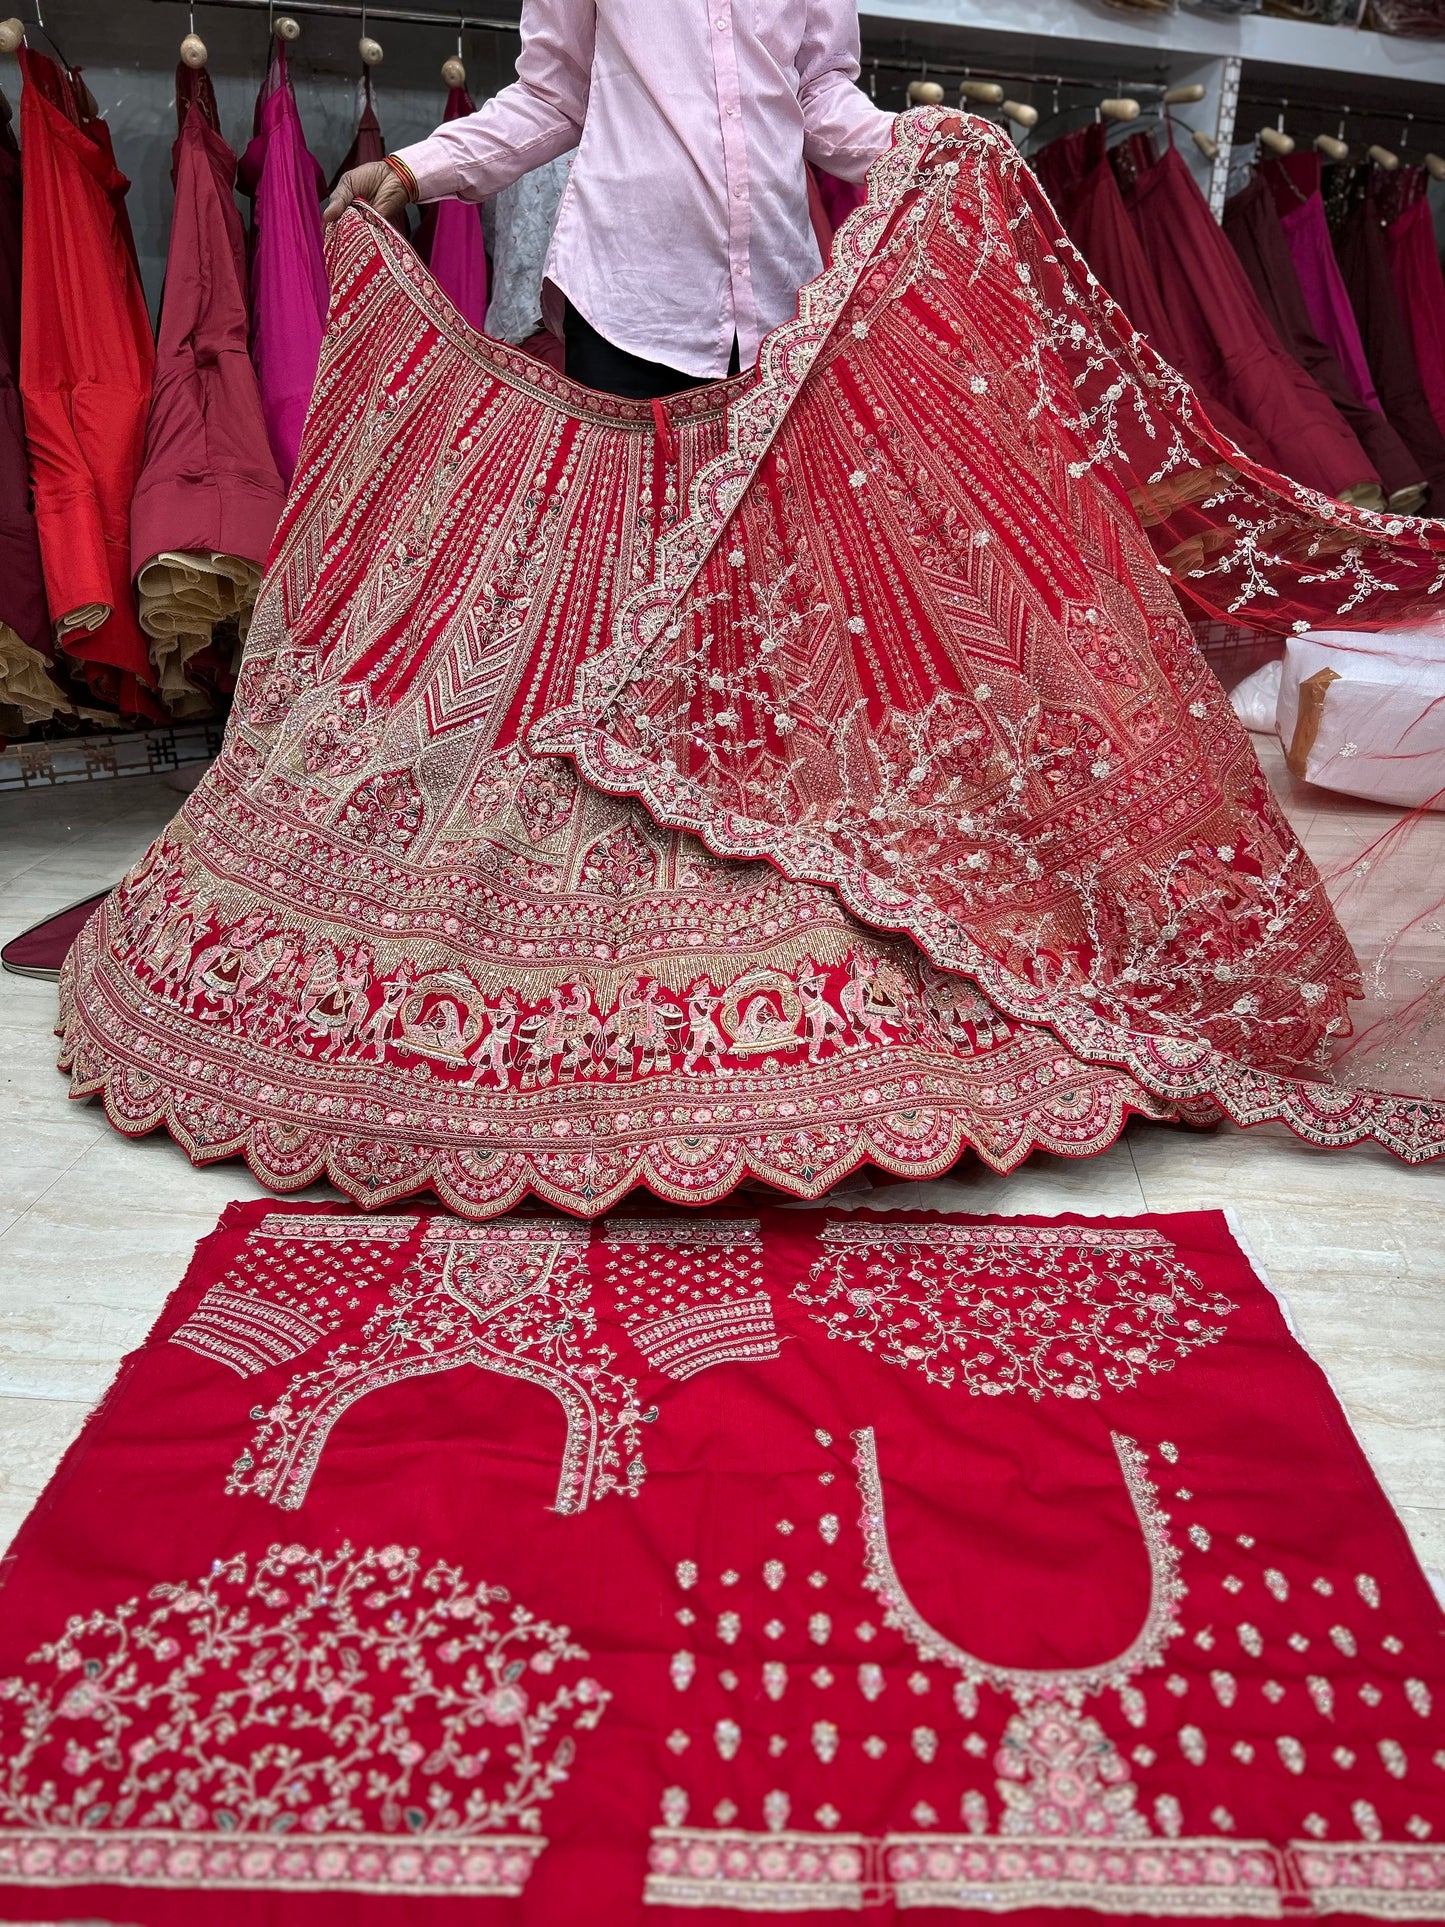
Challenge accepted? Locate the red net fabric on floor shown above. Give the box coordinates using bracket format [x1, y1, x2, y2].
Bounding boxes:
[0, 1200, 1438, 1920]
[59, 111, 1445, 1211]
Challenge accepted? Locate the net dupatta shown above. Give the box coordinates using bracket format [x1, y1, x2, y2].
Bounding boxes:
[535, 110, 1445, 1159]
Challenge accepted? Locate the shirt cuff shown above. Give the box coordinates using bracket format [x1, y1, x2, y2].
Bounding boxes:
[389, 136, 459, 205]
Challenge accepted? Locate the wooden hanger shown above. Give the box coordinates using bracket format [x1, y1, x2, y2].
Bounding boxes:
[1315, 132, 1349, 160]
[1425, 152, 1445, 181]
[907, 79, 945, 106]
[1163, 84, 1206, 105]
[1258, 126, 1295, 156]
[1002, 101, 1038, 130]
[1367, 144, 1400, 169]
[1100, 99, 1140, 123]
[959, 80, 1003, 105]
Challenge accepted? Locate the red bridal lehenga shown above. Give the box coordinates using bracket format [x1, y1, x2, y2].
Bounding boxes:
[59, 111, 1445, 1215]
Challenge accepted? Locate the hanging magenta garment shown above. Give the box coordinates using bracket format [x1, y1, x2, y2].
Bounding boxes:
[1333, 168, 1445, 495]
[1127, 145, 1379, 500]
[130, 67, 284, 586]
[1224, 170, 1424, 506]
[1264, 152, 1381, 411]
[238, 40, 328, 486]
[0, 99, 48, 668]
[18, 49, 157, 718]
[415, 86, 490, 333]
[1383, 168, 1445, 441]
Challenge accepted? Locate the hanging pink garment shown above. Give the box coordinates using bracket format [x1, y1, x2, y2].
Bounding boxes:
[1382, 167, 1445, 441]
[1127, 143, 1379, 500]
[416, 85, 489, 333]
[1265, 151, 1382, 411]
[237, 39, 328, 486]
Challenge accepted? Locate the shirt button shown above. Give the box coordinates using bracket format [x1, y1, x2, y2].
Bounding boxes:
[715, 14, 729, 27]
[726, 104, 740, 117]
[734, 184, 746, 199]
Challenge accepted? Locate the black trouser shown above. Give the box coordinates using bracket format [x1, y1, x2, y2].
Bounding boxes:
[563, 300, 740, 400]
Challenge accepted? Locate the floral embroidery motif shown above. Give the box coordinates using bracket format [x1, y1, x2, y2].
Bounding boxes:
[598, 1219, 778, 1381]
[0, 1543, 606, 1897]
[795, 1224, 1233, 1399]
[226, 1219, 648, 1515]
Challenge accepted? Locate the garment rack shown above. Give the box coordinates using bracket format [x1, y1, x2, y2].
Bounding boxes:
[145, 0, 523, 32]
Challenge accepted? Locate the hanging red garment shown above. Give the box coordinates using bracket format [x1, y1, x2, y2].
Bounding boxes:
[0, 90, 59, 729]
[415, 85, 490, 333]
[129, 64, 285, 715]
[1332, 163, 1445, 495]
[237, 38, 328, 486]
[17, 48, 156, 718]
[1381, 165, 1445, 442]
[1126, 143, 1380, 501]
[1223, 170, 1423, 510]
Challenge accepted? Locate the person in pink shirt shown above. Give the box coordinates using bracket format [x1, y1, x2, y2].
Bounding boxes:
[323, 0, 894, 398]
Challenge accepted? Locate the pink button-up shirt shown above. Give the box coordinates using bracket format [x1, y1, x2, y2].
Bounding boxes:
[393, 0, 894, 378]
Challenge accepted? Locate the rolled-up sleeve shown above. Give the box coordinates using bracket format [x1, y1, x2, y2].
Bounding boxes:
[796, 0, 896, 183]
[391, 0, 596, 203]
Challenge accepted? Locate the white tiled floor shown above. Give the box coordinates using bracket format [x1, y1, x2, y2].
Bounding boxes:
[0, 764, 1441, 1584]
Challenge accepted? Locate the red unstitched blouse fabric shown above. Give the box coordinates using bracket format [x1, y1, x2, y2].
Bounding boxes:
[17, 48, 156, 716]
[129, 65, 285, 587]
[0, 1200, 1437, 1922]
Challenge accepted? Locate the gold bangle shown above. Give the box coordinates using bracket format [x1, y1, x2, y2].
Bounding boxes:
[382, 153, 420, 203]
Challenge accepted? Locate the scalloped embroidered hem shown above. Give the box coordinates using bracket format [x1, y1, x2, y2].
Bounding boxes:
[55, 998, 1179, 1219]
[0, 1826, 546, 1895]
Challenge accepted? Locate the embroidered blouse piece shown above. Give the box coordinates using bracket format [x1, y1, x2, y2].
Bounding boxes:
[391, 0, 897, 377]
[0, 1201, 1437, 1919]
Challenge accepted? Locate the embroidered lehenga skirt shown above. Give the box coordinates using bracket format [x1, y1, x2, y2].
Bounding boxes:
[59, 111, 1445, 1213]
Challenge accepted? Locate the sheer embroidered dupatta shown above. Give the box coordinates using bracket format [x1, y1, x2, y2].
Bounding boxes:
[538, 110, 1445, 1160]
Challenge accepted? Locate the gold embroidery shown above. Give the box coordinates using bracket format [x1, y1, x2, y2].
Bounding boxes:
[797, 1224, 1234, 1399]
[0, 1542, 607, 1898]
[227, 1219, 647, 1514]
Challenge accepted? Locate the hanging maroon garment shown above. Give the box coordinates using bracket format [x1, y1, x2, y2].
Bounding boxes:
[1036, 126, 1186, 367]
[130, 67, 285, 607]
[1382, 165, 1445, 441]
[331, 71, 385, 187]
[18, 48, 157, 718]
[1224, 169, 1423, 508]
[808, 163, 867, 263]
[1036, 128, 1285, 467]
[415, 85, 490, 333]
[0, 93, 51, 703]
[1127, 143, 1379, 500]
[1332, 164, 1445, 494]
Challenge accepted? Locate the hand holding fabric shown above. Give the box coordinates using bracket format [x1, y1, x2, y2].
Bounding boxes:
[323, 160, 410, 227]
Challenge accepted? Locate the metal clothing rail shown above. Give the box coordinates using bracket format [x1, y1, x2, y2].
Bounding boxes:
[1239, 89, 1445, 132]
[862, 53, 1175, 95]
[146, 0, 523, 30]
